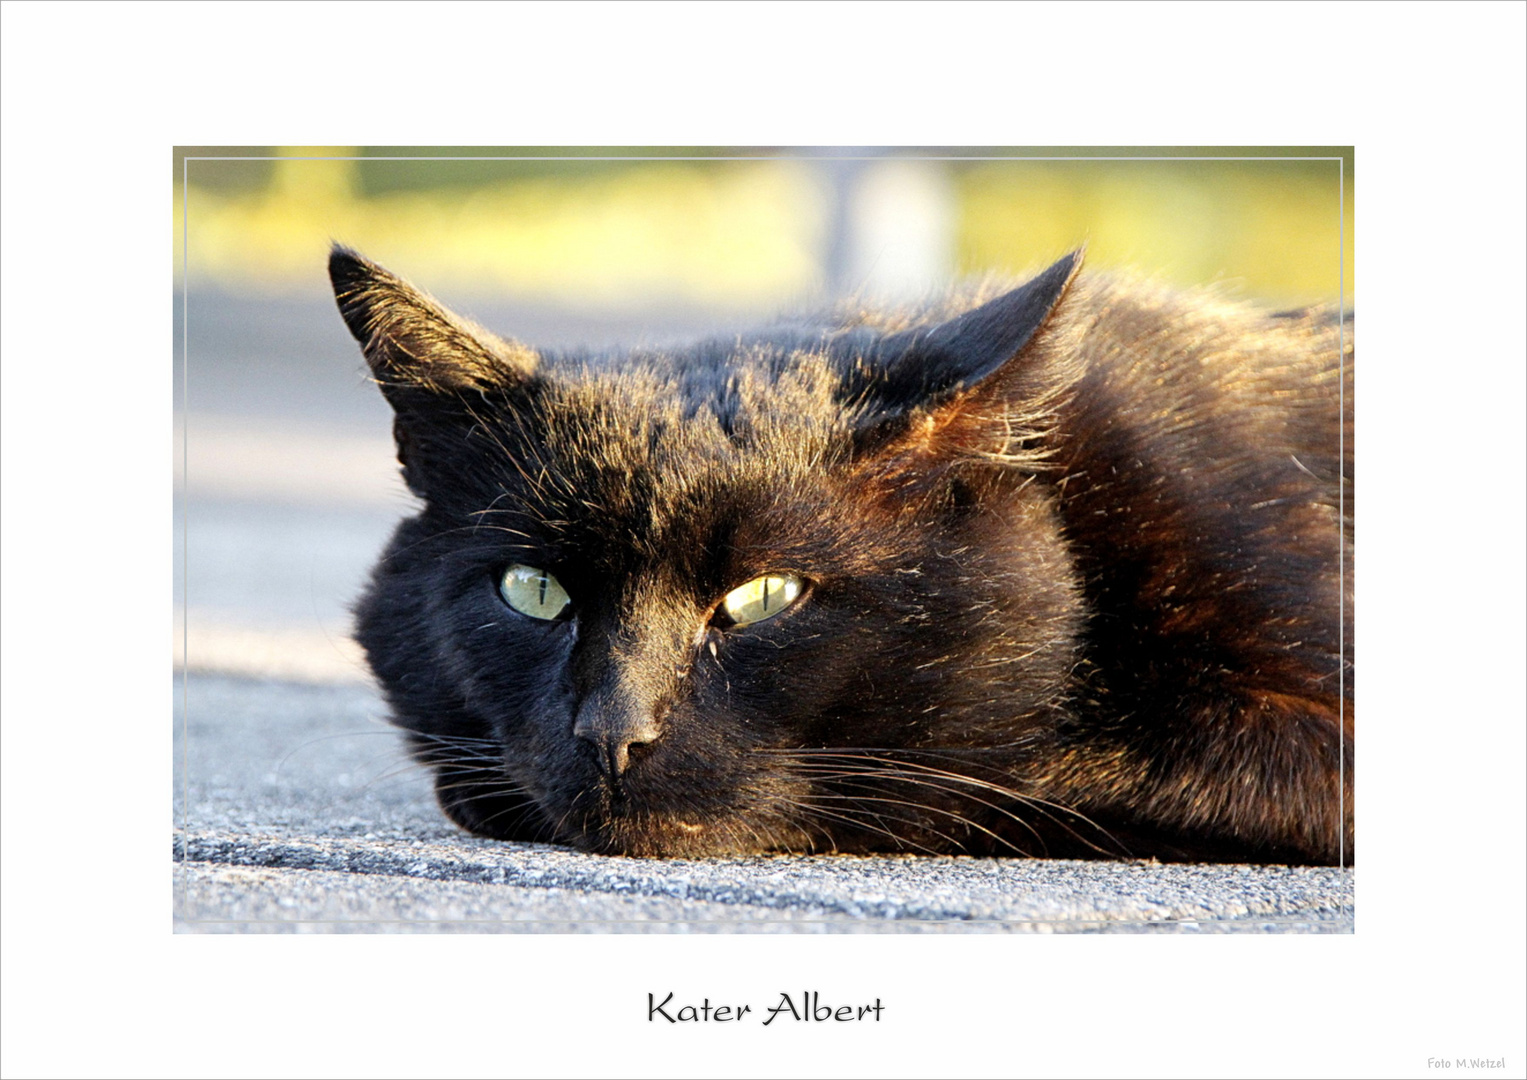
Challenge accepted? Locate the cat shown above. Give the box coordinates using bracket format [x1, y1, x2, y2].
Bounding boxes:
[330, 243, 1353, 865]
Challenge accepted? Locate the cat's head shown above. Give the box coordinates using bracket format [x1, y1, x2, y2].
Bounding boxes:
[332, 245, 1089, 856]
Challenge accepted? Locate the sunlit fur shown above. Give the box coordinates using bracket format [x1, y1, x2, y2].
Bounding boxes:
[332, 245, 1353, 864]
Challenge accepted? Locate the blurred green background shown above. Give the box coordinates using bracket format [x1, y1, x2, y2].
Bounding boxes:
[174, 147, 1353, 314]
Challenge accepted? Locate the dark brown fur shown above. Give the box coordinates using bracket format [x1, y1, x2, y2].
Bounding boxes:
[331, 246, 1353, 864]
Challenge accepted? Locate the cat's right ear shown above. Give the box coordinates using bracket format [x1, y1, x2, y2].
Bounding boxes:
[329, 244, 537, 399]
[330, 246, 540, 499]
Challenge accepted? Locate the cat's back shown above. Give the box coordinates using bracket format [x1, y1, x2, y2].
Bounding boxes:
[1059, 273, 1351, 474]
[1049, 273, 1352, 566]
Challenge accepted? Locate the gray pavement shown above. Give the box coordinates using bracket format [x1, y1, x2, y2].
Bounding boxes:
[173, 288, 1355, 934]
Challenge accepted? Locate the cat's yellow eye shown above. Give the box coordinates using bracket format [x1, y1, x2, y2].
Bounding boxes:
[719, 573, 804, 627]
[499, 564, 572, 621]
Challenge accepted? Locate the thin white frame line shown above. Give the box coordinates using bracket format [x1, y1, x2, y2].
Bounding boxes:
[1339, 156, 1348, 871]
[180, 156, 189, 842]
[175, 151, 1354, 928]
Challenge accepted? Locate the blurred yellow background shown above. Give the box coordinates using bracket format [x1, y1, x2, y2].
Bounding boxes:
[175, 147, 1352, 313]
[173, 148, 1354, 688]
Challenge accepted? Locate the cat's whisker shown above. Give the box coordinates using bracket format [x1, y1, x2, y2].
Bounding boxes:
[769, 748, 1124, 855]
[467, 492, 541, 534]
[349, 737, 507, 789]
[270, 727, 423, 779]
[407, 735, 506, 755]
[809, 788, 1010, 854]
[466, 793, 544, 838]
[371, 522, 538, 566]
[350, 758, 458, 794]
[408, 734, 504, 752]
[408, 747, 506, 770]
[784, 760, 1024, 814]
[771, 808, 828, 854]
[546, 787, 599, 847]
[771, 795, 951, 856]
[464, 402, 573, 508]
[770, 798, 901, 852]
[429, 780, 530, 804]
[807, 775, 1045, 853]
[406, 731, 504, 748]
[844, 755, 1124, 852]
[338, 739, 453, 778]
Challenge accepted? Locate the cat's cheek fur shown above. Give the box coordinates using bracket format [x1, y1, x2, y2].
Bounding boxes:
[362, 470, 1089, 856]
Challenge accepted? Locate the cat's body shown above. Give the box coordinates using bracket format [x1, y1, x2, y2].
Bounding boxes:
[331, 246, 1353, 865]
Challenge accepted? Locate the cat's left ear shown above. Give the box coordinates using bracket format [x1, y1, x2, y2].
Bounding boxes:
[872, 250, 1082, 411]
[853, 250, 1085, 460]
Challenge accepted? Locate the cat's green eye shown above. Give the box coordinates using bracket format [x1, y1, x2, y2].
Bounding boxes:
[719, 573, 805, 627]
[499, 564, 572, 621]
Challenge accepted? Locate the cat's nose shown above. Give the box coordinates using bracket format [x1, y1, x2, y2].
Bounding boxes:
[574, 715, 662, 778]
[573, 695, 664, 779]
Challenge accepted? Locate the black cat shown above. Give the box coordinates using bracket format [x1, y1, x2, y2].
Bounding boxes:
[331, 244, 1353, 865]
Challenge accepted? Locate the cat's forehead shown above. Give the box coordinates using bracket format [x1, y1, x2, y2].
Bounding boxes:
[539, 337, 855, 457]
[489, 339, 861, 556]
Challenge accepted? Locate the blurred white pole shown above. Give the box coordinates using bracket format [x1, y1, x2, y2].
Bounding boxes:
[822, 156, 956, 302]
